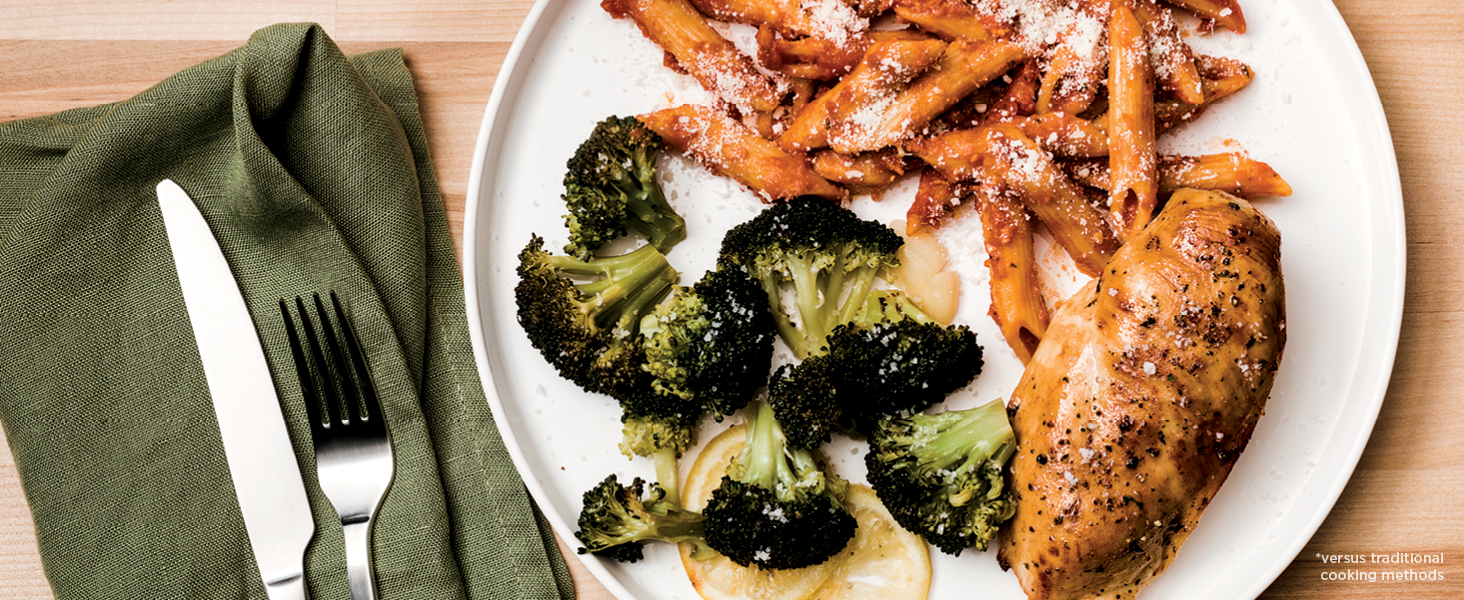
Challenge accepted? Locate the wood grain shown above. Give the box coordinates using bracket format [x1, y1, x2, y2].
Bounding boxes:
[1, 1, 1460, 599]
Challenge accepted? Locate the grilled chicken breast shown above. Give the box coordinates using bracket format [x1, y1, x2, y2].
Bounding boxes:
[997, 189, 1286, 600]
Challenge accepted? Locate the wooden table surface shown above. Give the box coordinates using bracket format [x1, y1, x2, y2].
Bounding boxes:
[1, 1, 1459, 599]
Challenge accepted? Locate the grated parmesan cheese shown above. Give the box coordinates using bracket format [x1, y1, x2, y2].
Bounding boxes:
[797, 0, 868, 47]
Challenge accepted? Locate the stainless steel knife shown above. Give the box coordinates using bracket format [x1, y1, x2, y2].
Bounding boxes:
[157, 179, 315, 600]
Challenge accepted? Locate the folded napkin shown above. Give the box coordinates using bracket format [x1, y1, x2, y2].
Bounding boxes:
[0, 23, 573, 600]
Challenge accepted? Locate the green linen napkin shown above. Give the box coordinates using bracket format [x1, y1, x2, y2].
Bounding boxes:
[0, 23, 573, 600]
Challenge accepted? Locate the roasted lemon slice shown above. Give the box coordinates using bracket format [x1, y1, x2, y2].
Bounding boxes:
[679, 425, 931, 600]
[808, 485, 931, 600]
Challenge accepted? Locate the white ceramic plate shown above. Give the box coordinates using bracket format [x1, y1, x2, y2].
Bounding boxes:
[462, 0, 1405, 598]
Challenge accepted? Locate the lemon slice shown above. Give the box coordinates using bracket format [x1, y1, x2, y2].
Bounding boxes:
[809, 485, 931, 600]
[679, 425, 931, 600]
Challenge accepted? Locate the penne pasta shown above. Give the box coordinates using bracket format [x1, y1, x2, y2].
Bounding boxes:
[904, 127, 992, 180]
[1158, 152, 1292, 197]
[1134, 0, 1205, 105]
[758, 29, 869, 81]
[909, 124, 1120, 277]
[826, 39, 1024, 154]
[639, 104, 846, 200]
[1164, 0, 1246, 33]
[779, 36, 948, 152]
[777, 90, 837, 152]
[983, 59, 1042, 124]
[1197, 54, 1254, 101]
[1106, 1, 1160, 240]
[689, 0, 867, 42]
[687, 0, 785, 31]
[888, 0, 1008, 42]
[603, 0, 787, 113]
[906, 167, 972, 235]
[1018, 112, 1110, 157]
[1033, 0, 1110, 116]
[974, 178, 1050, 364]
[1089, 54, 1254, 138]
[811, 148, 912, 197]
[1065, 152, 1292, 199]
[901, 110, 1102, 234]
[598, 0, 1285, 364]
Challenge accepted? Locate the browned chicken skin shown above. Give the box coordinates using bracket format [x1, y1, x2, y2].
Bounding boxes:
[998, 189, 1286, 600]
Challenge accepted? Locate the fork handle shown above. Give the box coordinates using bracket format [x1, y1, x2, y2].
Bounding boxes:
[343, 520, 377, 600]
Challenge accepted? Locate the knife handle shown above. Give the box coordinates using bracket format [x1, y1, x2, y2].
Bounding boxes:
[344, 520, 377, 600]
[264, 573, 307, 600]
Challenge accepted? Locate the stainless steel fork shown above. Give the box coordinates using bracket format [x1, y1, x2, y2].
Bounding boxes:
[280, 292, 394, 600]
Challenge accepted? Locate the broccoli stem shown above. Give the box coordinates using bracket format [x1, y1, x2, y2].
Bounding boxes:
[653, 446, 681, 507]
[824, 250, 849, 316]
[733, 401, 821, 504]
[835, 265, 882, 325]
[889, 291, 936, 324]
[649, 512, 708, 542]
[550, 244, 676, 331]
[783, 446, 827, 505]
[611, 270, 678, 334]
[735, 401, 784, 493]
[756, 275, 804, 358]
[849, 289, 937, 328]
[785, 254, 827, 358]
[619, 176, 687, 252]
[546, 247, 612, 270]
[918, 401, 1016, 501]
[555, 243, 664, 290]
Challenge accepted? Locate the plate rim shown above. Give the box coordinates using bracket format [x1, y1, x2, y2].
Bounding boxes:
[1218, 0, 1405, 597]
[461, 0, 646, 596]
[459, 0, 1408, 598]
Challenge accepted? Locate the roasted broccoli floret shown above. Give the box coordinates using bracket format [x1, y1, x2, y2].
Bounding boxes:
[864, 399, 1017, 555]
[702, 401, 856, 570]
[641, 268, 777, 419]
[617, 387, 701, 505]
[717, 197, 903, 359]
[830, 291, 983, 426]
[768, 290, 984, 447]
[766, 356, 840, 451]
[563, 115, 686, 259]
[574, 474, 708, 563]
[514, 235, 678, 399]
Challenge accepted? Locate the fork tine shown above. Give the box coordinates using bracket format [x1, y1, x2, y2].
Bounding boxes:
[313, 292, 364, 426]
[295, 295, 343, 430]
[281, 299, 327, 438]
[328, 291, 383, 432]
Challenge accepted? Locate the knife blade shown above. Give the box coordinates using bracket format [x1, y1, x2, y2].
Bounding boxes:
[157, 179, 315, 600]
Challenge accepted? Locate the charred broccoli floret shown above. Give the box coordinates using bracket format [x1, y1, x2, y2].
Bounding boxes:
[717, 197, 903, 359]
[766, 356, 840, 451]
[641, 268, 777, 419]
[768, 291, 984, 448]
[563, 115, 686, 259]
[864, 399, 1016, 555]
[574, 474, 708, 562]
[702, 401, 856, 570]
[514, 235, 678, 399]
[830, 291, 983, 426]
